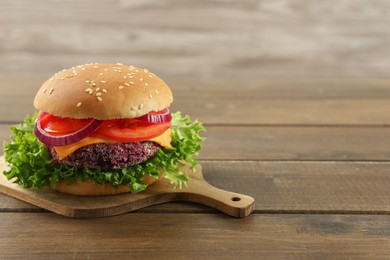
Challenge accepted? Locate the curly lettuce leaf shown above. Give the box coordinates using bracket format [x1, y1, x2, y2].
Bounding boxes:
[3, 112, 205, 193]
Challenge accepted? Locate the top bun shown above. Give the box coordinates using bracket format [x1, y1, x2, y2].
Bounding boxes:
[33, 63, 173, 119]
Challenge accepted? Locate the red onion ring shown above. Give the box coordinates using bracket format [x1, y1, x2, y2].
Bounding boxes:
[34, 112, 103, 146]
[137, 108, 172, 123]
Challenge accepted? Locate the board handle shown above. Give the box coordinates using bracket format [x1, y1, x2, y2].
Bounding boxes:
[180, 180, 255, 218]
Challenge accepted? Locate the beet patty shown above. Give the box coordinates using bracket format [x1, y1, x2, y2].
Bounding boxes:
[48, 142, 161, 169]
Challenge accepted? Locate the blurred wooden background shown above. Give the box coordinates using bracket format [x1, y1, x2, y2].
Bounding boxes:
[0, 0, 390, 122]
[1, 0, 389, 77]
[2, 2, 390, 257]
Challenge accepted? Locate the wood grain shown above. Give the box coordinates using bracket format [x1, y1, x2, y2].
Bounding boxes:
[203, 161, 390, 214]
[3, 76, 390, 99]
[0, 1, 389, 79]
[200, 125, 390, 161]
[2, 161, 390, 214]
[1, 0, 390, 257]
[1, 213, 389, 259]
[4, 97, 390, 126]
[2, 77, 390, 125]
[178, 99, 390, 126]
[0, 157, 254, 218]
[3, 123, 390, 161]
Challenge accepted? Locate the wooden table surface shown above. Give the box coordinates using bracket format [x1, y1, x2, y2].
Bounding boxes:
[1, 1, 390, 259]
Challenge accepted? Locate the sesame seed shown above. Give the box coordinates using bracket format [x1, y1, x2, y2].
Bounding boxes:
[77, 102, 82, 107]
[144, 69, 149, 73]
[81, 67, 86, 71]
[123, 76, 127, 79]
[148, 75, 154, 78]
[91, 82, 97, 87]
[124, 83, 130, 87]
[97, 97, 103, 102]
[100, 80, 106, 83]
[149, 94, 153, 99]
[93, 65, 98, 68]
[96, 87, 100, 91]
[139, 78, 143, 81]
[118, 86, 124, 89]
[85, 88, 92, 93]
[85, 80, 90, 83]
[145, 83, 149, 86]
[49, 78, 54, 81]
[135, 69, 139, 72]
[116, 63, 123, 65]
[99, 73, 104, 76]
[139, 103, 144, 110]
[60, 77, 65, 80]
[43, 89, 47, 93]
[129, 81, 135, 85]
[49, 88, 54, 94]
[102, 89, 107, 93]
[155, 89, 159, 94]
[96, 92, 102, 97]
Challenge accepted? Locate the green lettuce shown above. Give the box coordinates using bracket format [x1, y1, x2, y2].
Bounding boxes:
[3, 112, 205, 193]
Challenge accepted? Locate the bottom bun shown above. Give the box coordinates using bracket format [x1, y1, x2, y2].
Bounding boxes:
[55, 172, 162, 196]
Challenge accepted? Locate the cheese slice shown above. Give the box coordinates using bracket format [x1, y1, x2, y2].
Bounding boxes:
[54, 129, 172, 160]
[150, 129, 172, 149]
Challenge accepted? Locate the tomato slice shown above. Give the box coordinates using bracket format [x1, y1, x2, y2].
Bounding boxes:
[92, 119, 171, 142]
[39, 113, 171, 142]
[39, 113, 94, 136]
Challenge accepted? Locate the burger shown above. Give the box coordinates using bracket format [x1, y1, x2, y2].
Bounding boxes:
[3, 63, 204, 195]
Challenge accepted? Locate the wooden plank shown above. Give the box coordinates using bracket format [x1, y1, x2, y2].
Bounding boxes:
[173, 98, 390, 126]
[0, 213, 389, 259]
[172, 78, 390, 99]
[200, 125, 390, 161]
[0, 157, 254, 218]
[0, 1, 389, 78]
[2, 76, 390, 125]
[3, 76, 390, 99]
[3, 124, 390, 161]
[33, 98, 390, 126]
[203, 161, 390, 214]
[2, 161, 390, 214]
[3, 94, 390, 126]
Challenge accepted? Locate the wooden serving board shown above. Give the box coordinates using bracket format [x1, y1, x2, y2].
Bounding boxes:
[0, 156, 254, 218]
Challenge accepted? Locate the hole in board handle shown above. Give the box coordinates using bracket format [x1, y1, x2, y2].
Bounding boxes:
[231, 197, 241, 202]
